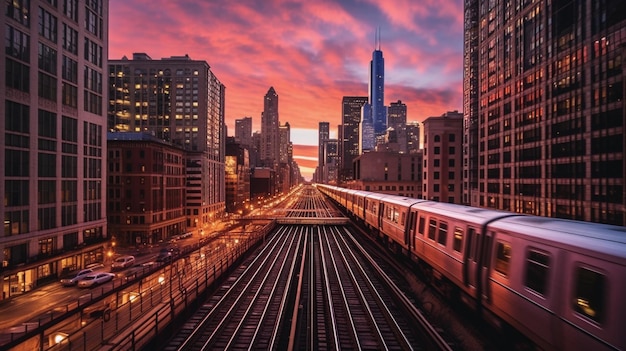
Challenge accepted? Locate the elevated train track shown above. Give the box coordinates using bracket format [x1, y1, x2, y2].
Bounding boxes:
[163, 185, 452, 351]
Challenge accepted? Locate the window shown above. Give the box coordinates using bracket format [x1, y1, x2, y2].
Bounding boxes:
[5, 100, 30, 133]
[38, 7, 58, 42]
[6, 59, 30, 92]
[428, 219, 437, 240]
[7, 0, 30, 26]
[573, 267, 605, 323]
[38, 42, 57, 74]
[62, 24, 78, 54]
[525, 249, 550, 295]
[62, 82, 78, 107]
[494, 241, 511, 276]
[418, 216, 425, 234]
[437, 222, 448, 245]
[38, 109, 56, 138]
[84, 66, 102, 93]
[63, 0, 78, 21]
[38, 72, 57, 100]
[6, 25, 30, 62]
[84, 38, 102, 67]
[84, 91, 102, 114]
[453, 227, 463, 252]
[85, 8, 103, 38]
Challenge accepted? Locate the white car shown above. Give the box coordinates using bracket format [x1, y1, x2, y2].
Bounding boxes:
[77, 272, 115, 288]
[60, 268, 95, 286]
[111, 255, 135, 270]
[59, 263, 105, 286]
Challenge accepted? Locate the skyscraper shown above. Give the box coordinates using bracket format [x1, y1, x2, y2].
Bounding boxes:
[464, 1, 626, 225]
[370, 32, 386, 137]
[362, 30, 386, 151]
[235, 116, 253, 147]
[109, 53, 226, 234]
[1, 0, 108, 299]
[387, 100, 408, 153]
[318, 122, 330, 175]
[406, 122, 421, 154]
[341, 96, 368, 181]
[261, 87, 279, 167]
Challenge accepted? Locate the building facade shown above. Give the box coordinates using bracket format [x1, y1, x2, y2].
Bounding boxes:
[423, 111, 464, 203]
[260, 87, 279, 168]
[387, 100, 408, 153]
[406, 121, 421, 154]
[464, 1, 626, 225]
[235, 116, 253, 147]
[107, 133, 186, 246]
[1, 0, 109, 299]
[370, 40, 386, 137]
[225, 137, 251, 214]
[317, 121, 330, 182]
[108, 53, 226, 236]
[340, 96, 368, 182]
[352, 151, 422, 199]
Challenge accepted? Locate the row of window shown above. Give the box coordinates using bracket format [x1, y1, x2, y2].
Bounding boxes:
[494, 240, 606, 323]
[413, 214, 607, 324]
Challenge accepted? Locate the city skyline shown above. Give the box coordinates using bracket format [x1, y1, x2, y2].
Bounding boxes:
[109, 0, 464, 179]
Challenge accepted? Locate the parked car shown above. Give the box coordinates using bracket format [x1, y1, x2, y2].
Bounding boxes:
[59, 263, 105, 286]
[111, 255, 135, 270]
[77, 272, 115, 288]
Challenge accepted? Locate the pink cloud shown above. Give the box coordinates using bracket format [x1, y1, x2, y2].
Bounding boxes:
[108, 0, 464, 180]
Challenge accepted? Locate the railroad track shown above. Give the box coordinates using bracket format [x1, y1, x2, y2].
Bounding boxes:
[164, 187, 451, 350]
[164, 227, 451, 350]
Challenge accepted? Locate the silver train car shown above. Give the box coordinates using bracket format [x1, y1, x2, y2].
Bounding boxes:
[316, 184, 626, 351]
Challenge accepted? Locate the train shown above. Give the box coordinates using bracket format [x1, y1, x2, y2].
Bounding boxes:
[315, 183, 626, 351]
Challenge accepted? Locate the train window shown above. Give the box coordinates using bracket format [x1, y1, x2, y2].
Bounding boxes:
[453, 227, 463, 252]
[428, 219, 437, 240]
[437, 222, 448, 245]
[573, 267, 606, 323]
[418, 216, 425, 235]
[393, 208, 399, 223]
[494, 241, 511, 276]
[524, 249, 550, 296]
[400, 211, 405, 225]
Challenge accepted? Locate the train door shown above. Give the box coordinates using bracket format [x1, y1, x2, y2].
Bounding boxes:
[406, 209, 417, 250]
[378, 202, 385, 231]
[463, 227, 479, 290]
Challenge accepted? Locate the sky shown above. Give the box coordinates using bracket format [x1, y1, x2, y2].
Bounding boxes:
[108, 0, 465, 180]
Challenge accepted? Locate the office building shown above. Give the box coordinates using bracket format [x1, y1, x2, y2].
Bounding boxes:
[235, 117, 253, 147]
[260, 87, 279, 168]
[464, 1, 626, 225]
[406, 122, 421, 154]
[109, 53, 226, 235]
[387, 100, 408, 153]
[1, 0, 108, 299]
[225, 137, 251, 214]
[370, 32, 386, 137]
[423, 111, 463, 203]
[352, 151, 422, 199]
[318, 122, 330, 182]
[323, 139, 339, 184]
[107, 133, 186, 246]
[341, 96, 368, 182]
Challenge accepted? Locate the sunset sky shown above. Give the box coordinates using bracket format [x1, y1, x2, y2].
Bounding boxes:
[108, 0, 465, 180]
